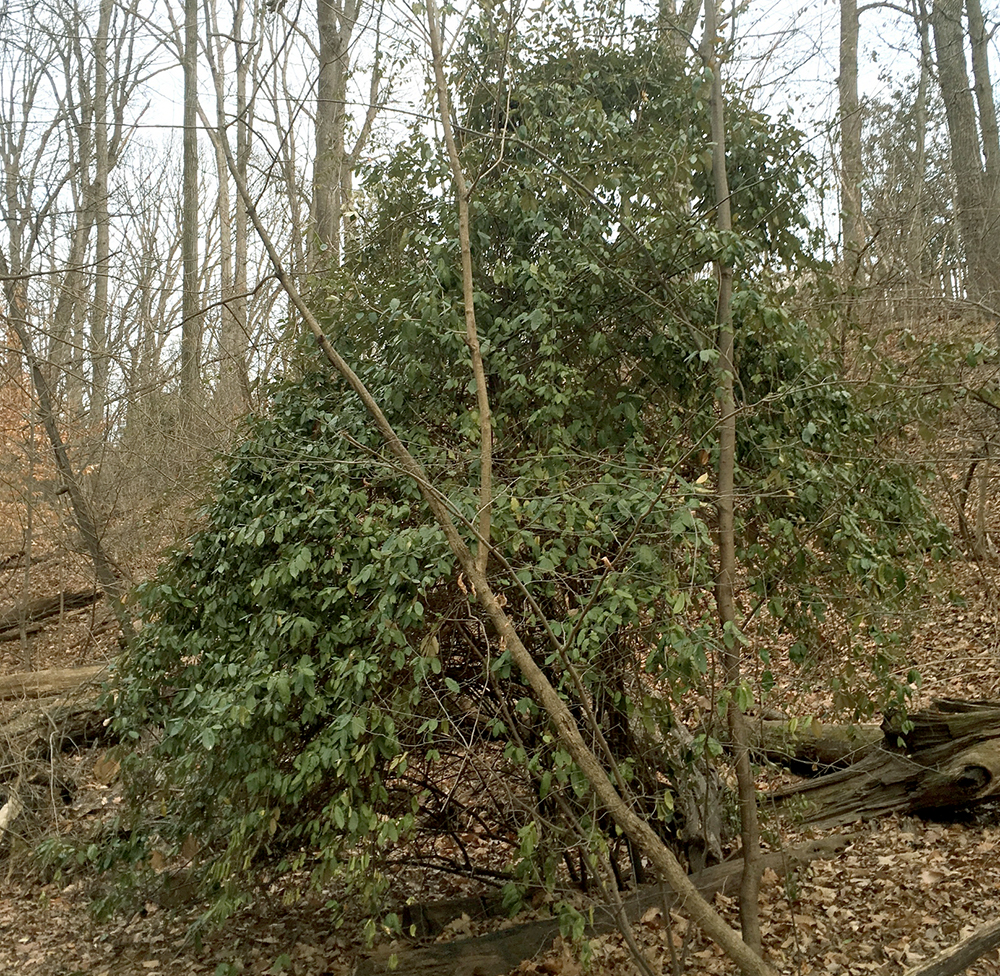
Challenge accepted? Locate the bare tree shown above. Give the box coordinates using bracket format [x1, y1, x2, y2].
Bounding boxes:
[930, 0, 1000, 314]
[702, 0, 761, 950]
[839, 0, 864, 284]
[181, 0, 203, 415]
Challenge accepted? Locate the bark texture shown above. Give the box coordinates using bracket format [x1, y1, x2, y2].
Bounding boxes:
[776, 700, 1000, 826]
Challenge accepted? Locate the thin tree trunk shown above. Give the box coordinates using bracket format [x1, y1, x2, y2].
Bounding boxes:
[206, 0, 249, 418]
[181, 0, 202, 416]
[839, 0, 864, 282]
[89, 0, 112, 430]
[233, 0, 251, 407]
[908, 0, 931, 286]
[426, 0, 493, 575]
[702, 0, 761, 952]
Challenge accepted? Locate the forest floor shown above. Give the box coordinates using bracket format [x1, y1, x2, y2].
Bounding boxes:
[2, 549, 1000, 976]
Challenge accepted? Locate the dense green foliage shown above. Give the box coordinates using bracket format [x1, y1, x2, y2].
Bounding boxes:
[106, 16, 949, 918]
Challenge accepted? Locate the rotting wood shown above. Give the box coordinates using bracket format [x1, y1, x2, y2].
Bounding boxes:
[0, 623, 45, 644]
[902, 916, 1000, 976]
[750, 718, 883, 773]
[0, 664, 106, 701]
[1, 697, 109, 766]
[0, 590, 101, 639]
[355, 836, 854, 976]
[774, 700, 1000, 827]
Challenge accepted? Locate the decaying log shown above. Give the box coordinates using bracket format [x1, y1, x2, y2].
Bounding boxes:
[0, 589, 101, 641]
[1, 668, 111, 793]
[902, 916, 1000, 976]
[1, 696, 109, 766]
[775, 700, 1000, 827]
[750, 718, 883, 772]
[0, 664, 106, 700]
[355, 835, 854, 976]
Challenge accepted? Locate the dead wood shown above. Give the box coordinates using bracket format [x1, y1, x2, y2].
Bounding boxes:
[1, 668, 110, 789]
[1, 696, 109, 767]
[0, 664, 106, 700]
[902, 916, 1000, 976]
[774, 700, 1000, 827]
[0, 589, 101, 640]
[355, 835, 854, 976]
[750, 718, 883, 772]
[0, 623, 46, 644]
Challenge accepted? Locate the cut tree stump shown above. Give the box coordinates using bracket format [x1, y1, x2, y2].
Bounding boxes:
[354, 836, 854, 976]
[774, 700, 1000, 827]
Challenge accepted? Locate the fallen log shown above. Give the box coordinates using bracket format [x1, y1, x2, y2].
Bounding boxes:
[903, 917, 1000, 976]
[750, 718, 883, 772]
[355, 835, 854, 976]
[0, 664, 106, 700]
[1, 696, 109, 766]
[0, 622, 45, 644]
[0, 589, 101, 639]
[774, 700, 1000, 827]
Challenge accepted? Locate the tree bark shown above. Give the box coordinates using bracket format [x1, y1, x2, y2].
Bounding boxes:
[839, 0, 864, 285]
[702, 0, 761, 952]
[0, 664, 105, 701]
[776, 700, 1000, 826]
[749, 717, 883, 772]
[207, 0, 251, 418]
[181, 0, 202, 416]
[966, 0, 1000, 191]
[907, 0, 932, 282]
[314, 0, 358, 267]
[88, 0, 112, 429]
[930, 0, 1000, 310]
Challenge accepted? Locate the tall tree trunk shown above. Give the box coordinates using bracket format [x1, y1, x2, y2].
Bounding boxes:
[702, 0, 761, 951]
[965, 0, 1000, 295]
[208, 0, 250, 418]
[181, 0, 202, 416]
[908, 0, 932, 286]
[89, 0, 112, 430]
[839, 0, 864, 284]
[314, 0, 358, 268]
[233, 0, 251, 407]
[930, 0, 998, 310]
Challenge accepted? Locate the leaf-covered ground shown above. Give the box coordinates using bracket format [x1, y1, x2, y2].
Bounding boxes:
[2, 549, 1000, 976]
